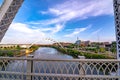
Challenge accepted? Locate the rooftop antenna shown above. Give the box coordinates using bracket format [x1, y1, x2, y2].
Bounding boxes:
[76, 37, 79, 49]
[97, 33, 100, 43]
[77, 37, 79, 41]
[97, 33, 100, 54]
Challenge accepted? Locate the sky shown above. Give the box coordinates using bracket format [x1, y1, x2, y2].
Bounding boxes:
[0, 0, 116, 44]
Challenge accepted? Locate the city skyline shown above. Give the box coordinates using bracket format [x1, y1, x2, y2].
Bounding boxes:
[0, 0, 116, 44]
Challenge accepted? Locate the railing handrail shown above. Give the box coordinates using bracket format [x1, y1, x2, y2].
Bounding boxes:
[0, 71, 119, 78]
[0, 57, 119, 62]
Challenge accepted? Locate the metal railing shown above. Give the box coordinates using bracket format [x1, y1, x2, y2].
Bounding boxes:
[0, 56, 120, 80]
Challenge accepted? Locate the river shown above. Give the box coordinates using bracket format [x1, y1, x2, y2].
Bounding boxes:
[32, 47, 73, 59]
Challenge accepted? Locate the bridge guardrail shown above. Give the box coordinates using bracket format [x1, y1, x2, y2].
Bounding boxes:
[0, 56, 120, 80]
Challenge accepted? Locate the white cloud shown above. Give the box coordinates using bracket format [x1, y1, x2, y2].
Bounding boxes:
[37, 0, 113, 25]
[47, 8, 64, 16]
[28, 0, 113, 42]
[40, 11, 48, 15]
[91, 28, 102, 35]
[1, 0, 114, 43]
[88, 28, 102, 42]
[1, 23, 47, 44]
[10, 23, 33, 34]
[52, 24, 64, 34]
[64, 25, 91, 37]
[40, 23, 64, 34]
[1, 22, 65, 44]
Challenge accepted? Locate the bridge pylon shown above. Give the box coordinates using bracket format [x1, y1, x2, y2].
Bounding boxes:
[0, 0, 24, 41]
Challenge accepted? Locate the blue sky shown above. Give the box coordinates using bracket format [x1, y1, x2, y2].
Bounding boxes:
[0, 0, 116, 44]
[0, 0, 3, 5]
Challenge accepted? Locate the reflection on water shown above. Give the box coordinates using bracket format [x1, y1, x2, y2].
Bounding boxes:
[33, 47, 73, 59]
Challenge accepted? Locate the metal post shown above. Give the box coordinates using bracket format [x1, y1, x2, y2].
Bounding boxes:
[27, 55, 34, 80]
[114, 0, 120, 60]
[113, 0, 120, 76]
[78, 56, 85, 75]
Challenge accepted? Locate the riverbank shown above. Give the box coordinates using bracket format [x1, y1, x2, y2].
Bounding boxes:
[0, 45, 40, 57]
[16, 45, 40, 57]
[52, 46, 115, 59]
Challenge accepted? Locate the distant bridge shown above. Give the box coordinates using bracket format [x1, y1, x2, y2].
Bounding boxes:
[27, 38, 64, 49]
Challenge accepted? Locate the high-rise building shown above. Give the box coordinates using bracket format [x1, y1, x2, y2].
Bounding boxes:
[75, 40, 81, 45]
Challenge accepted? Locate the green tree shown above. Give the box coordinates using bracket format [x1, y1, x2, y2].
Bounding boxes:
[99, 47, 105, 53]
[111, 42, 116, 54]
[16, 45, 21, 50]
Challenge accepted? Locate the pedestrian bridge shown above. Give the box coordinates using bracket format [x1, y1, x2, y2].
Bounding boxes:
[0, 56, 119, 80]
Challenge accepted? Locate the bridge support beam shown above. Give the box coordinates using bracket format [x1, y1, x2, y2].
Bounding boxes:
[113, 0, 120, 59]
[113, 0, 120, 76]
[0, 0, 24, 42]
